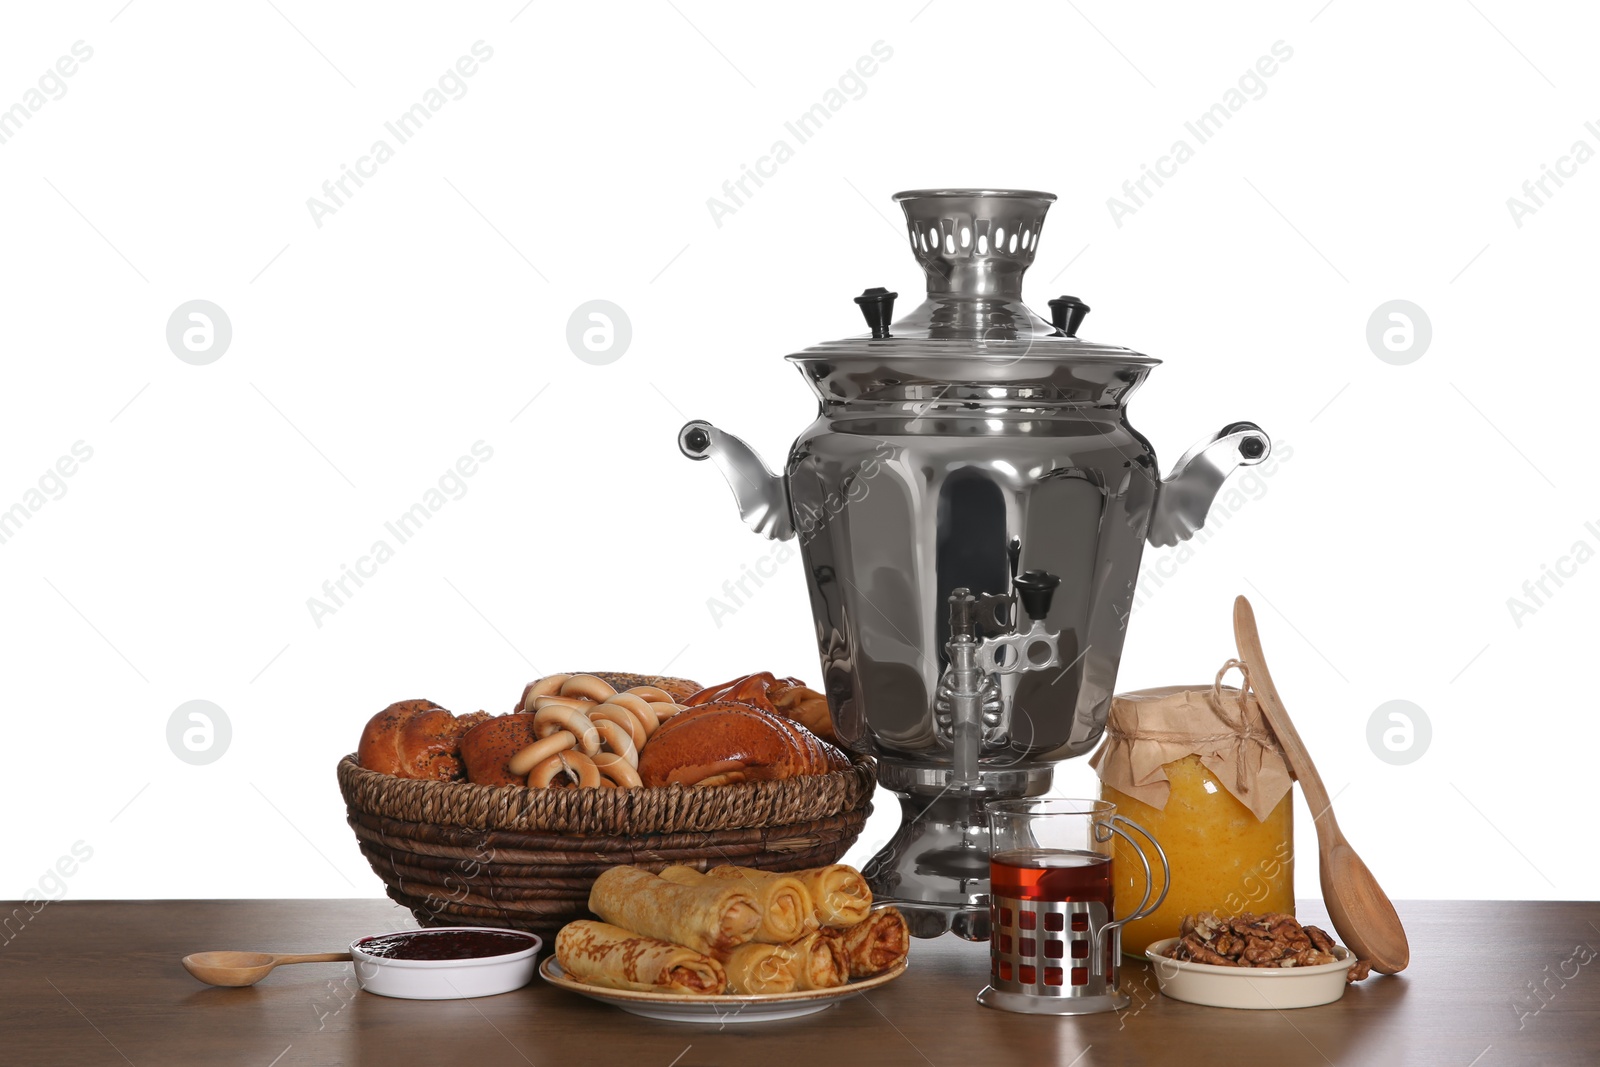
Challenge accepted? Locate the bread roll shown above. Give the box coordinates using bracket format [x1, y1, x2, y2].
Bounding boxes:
[795, 864, 873, 927]
[637, 703, 785, 786]
[768, 679, 834, 742]
[555, 921, 726, 994]
[588, 866, 760, 955]
[719, 941, 801, 995]
[637, 702, 847, 787]
[357, 700, 487, 780]
[459, 714, 539, 787]
[836, 907, 909, 977]
[687, 673, 837, 742]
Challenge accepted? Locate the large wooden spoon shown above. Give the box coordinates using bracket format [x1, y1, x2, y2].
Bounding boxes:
[182, 950, 351, 987]
[1233, 595, 1410, 974]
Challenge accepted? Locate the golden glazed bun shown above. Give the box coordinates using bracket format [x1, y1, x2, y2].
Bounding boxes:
[637, 701, 848, 788]
[686, 673, 835, 742]
[459, 714, 541, 787]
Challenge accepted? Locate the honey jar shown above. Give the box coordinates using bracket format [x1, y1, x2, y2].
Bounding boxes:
[1089, 664, 1294, 957]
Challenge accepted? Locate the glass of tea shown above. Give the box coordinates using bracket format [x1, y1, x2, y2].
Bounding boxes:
[978, 798, 1169, 1015]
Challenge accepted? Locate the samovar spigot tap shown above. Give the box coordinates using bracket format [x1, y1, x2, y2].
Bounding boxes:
[944, 589, 985, 790]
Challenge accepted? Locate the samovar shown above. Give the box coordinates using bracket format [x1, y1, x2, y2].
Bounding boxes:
[679, 189, 1270, 938]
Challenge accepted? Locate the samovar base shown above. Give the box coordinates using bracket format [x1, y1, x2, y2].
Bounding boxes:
[863, 762, 1053, 941]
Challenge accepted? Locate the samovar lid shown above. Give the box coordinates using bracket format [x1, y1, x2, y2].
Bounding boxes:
[788, 189, 1158, 369]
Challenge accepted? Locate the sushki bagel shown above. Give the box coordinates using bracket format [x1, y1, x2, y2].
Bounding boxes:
[529, 750, 602, 789]
[532, 705, 602, 755]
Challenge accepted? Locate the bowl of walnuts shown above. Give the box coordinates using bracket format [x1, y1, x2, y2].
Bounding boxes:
[1145, 912, 1369, 1010]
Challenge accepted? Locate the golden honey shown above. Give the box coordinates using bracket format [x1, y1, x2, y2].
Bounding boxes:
[1102, 754, 1293, 956]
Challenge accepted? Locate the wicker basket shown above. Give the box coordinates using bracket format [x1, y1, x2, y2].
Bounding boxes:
[337, 754, 877, 938]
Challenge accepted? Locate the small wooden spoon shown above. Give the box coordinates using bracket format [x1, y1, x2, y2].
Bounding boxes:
[1233, 595, 1410, 975]
[182, 950, 351, 987]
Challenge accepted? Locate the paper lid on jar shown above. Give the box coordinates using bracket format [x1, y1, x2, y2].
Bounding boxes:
[1089, 662, 1293, 823]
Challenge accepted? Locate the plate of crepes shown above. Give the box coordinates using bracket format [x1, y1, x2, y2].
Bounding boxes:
[543, 862, 909, 1022]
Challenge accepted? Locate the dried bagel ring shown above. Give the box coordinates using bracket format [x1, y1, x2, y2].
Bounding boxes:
[517, 673, 573, 711]
[606, 693, 660, 734]
[652, 702, 687, 721]
[515, 675, 572, 710]
[528, 674, 573, 698]
[533, 706, 600, 755]
[560, 675, 617, 703]
[564, 751, 602, 788]
[532, 694, 596, 713]
[590, 705, 647, 751]
[591, 717, 639, 767]
[592, 751, 642, 788]
[626, 685, 675, 704]
[507, 730, 576, 776]
[530, 750, 601, 789]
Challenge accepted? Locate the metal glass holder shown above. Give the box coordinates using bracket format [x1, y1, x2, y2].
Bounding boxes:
[977, 814, 1169, 1015]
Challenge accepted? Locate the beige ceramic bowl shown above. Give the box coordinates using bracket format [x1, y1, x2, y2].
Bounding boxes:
[1145, 937, 1354, 1010]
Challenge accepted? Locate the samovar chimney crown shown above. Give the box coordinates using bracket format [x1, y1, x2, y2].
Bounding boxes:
[893, 189, 1056, 300]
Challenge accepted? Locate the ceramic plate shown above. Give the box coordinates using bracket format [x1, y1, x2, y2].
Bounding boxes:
[1145, 937, 1354, 1010]
[539, 957, 907, 1023]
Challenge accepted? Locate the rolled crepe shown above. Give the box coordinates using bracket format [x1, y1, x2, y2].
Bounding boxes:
[838, 906, 910, 977]
[588, 865, 760, 955]
[790, 930, 849, 990]
[658, 864, 710, 886]
[555, 921, 727, 994]
[720, 941, 801, 995]
[792, 864, 872, 927]
[700, 866, 818, 942]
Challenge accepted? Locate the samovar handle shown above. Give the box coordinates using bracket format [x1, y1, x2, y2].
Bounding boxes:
[1146, 422, 1272, 548]
[678, 420, 795, 541]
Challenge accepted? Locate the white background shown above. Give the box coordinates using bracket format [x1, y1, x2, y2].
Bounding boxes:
[2, 0, 1595, 905]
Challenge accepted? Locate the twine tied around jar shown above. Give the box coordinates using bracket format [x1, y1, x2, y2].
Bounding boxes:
[1089, 661, 1293, 821]
[1208, 658, 1282, 800]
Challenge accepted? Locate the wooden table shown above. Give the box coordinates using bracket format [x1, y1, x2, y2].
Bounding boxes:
[1, 899, 1595, 1066]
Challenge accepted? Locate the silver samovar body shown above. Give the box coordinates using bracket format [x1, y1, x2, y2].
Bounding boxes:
[679, 190, 1270, 938]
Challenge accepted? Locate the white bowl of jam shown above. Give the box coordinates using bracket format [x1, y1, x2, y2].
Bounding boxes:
[351, 928, 542, 1000]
